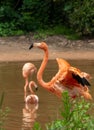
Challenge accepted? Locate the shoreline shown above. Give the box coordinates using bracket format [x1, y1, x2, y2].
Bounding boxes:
[0, 35, 94, 62]
[0, 43, 94, 62]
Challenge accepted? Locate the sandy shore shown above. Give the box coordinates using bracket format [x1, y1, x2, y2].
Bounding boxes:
[0, 41, 94, 62]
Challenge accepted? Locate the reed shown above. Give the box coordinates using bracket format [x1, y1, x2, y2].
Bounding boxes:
[0, 92, 10, 130]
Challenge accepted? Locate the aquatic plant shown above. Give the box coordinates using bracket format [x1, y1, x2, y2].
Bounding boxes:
[0, 92, 10, 130]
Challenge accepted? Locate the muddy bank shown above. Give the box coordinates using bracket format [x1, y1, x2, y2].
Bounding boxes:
[0, 35, 94, 62]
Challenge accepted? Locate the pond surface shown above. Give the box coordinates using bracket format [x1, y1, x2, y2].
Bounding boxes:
[0, 60, 94, 130]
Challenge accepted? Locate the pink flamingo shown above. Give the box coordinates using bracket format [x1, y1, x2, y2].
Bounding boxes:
[22, 62, 37, 101]
[25, 81, 39, 104]
[29, 42, 92, 100]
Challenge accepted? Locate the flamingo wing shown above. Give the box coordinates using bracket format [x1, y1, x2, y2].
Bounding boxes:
[72, 73, 91, 87]
[70, 67, 91, 87]
[56, 58, 70, 71]
[49, 58, 92, 99]
[59, 66, 91, 89]
[56, 58, 91, 88]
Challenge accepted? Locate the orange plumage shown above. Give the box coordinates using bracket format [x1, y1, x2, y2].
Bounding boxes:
[29, 42, 92, 100]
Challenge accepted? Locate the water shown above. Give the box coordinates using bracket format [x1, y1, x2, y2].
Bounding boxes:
[0, 60, 94, 130]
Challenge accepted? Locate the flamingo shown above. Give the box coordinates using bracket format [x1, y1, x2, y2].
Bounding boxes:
[29, 42, 92, 100]
[25, 81, 39, 104]
[22, 63, 37, 101]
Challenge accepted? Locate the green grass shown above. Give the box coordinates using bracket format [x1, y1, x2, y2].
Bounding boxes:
[33, 25, 80, 40]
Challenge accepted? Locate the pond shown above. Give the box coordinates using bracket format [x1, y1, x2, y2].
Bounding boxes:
[0, 60, 94, 130]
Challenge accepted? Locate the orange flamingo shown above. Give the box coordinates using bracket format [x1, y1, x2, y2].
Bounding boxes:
[22, 63, 37, 101]
[25, 81, 39, 104]
[29, 42, 92, 100]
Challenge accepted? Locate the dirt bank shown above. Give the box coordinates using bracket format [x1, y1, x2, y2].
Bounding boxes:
[0, 35, 94, 62]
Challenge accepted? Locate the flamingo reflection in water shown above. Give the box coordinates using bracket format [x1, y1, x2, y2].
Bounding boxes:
[22, 102, 39, 129]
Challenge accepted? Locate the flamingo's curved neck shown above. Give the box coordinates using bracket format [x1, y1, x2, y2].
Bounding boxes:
[37, 48, 49, 87]
[29, 81, 36, 94]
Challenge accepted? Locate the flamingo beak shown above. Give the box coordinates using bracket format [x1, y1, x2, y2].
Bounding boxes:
[36, 87, 38, 91]
[29, 43, 41, 49]
[29, 43, 33, 49]
[35, 85, 38, 91]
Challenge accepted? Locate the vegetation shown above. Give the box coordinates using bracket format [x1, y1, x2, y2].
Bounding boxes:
[0, 0, 94, 38]
[33, 91, 94, 130]
[33, 26, 80, 40]
[0, 92, 10, 130]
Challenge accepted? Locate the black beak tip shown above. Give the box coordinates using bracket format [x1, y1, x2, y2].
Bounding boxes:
[29, 44, 33, 50]
[36, 87, 38, 91]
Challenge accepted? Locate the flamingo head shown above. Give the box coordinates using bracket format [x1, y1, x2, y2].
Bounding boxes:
[35, 84, 38, 91]
[29, 81, 38, 93]
[29, 42, 48, 50]
[30, 66, 37, 74]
